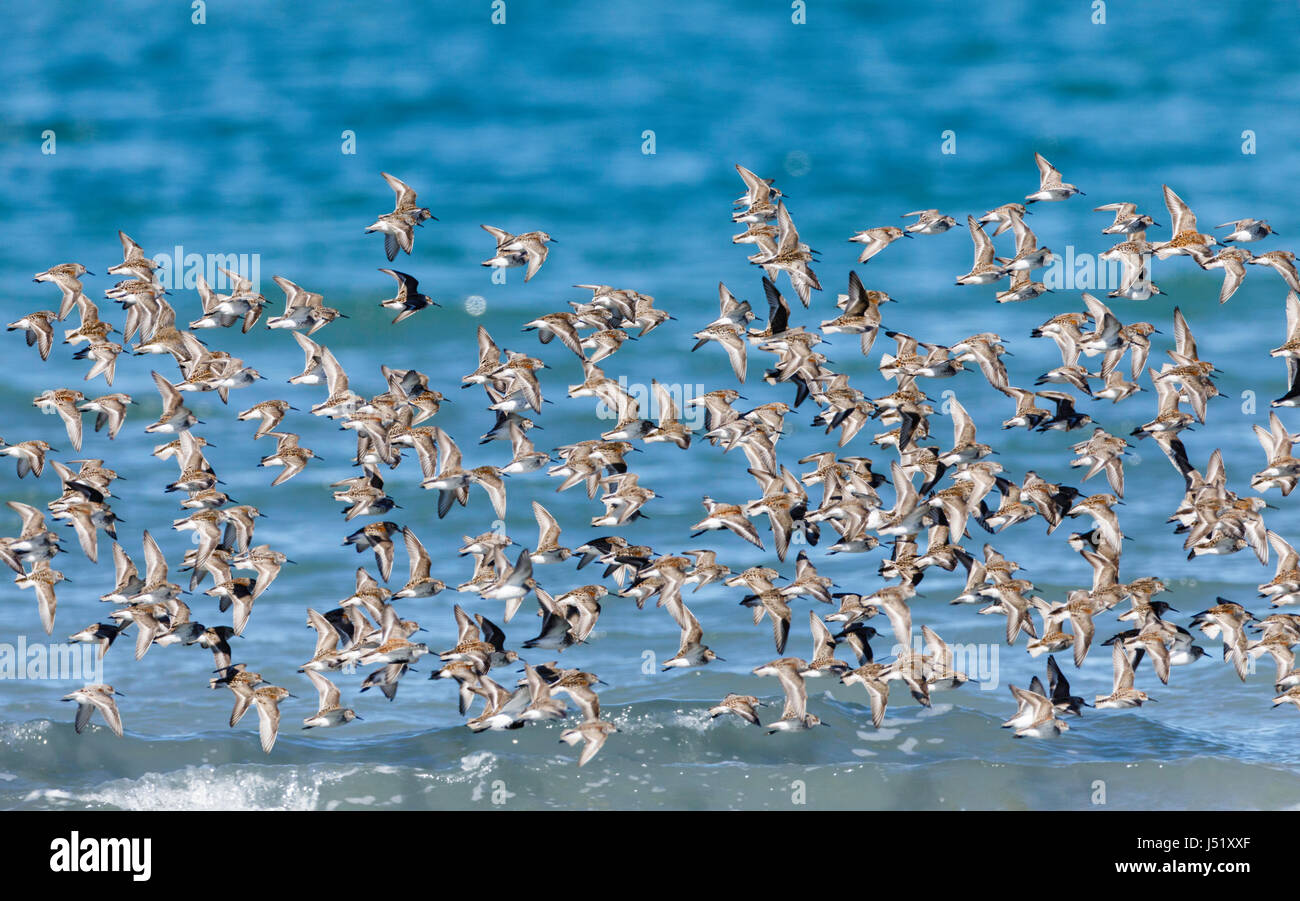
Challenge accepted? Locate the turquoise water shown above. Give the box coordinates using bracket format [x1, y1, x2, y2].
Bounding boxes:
[2, 2, 1300, 809]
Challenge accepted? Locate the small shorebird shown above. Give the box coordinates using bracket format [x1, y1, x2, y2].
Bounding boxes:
[8, 311, 57, 360]
[747, 202, 821, 307]
[377, 268, 439, 323]
[367, 172, 436, 261]
[16, 559, 65, 634]
[266, 275, 346, 335]
[33, 389, 86, 451]
[1002, 683, 1068, 738]
[849, 225, 909, 264]
[1070, 427, 1129, 497]
[1046, 655, 1090, 716]
[1217, 217, 1274, 243]
[529, 501, 571, 565]
[753, 657, 826, 733]
[478, 548, 534, 622]
[145, 370, 199, 434]
[480, 225, 555, 282]
[997, 210, 1053, 272]
[392, 528, 445, 599]
[62, 684, 124, 737]
[901, 208, 957, 235]
[978, 202, 1028, 236]
[1200, 247, 1252, 304]
[559, 719, 618, 767]
[343, 521, 401, 582]
[820, 271, 888, 355]
[1024, 152, 1083, 203]
[1152, 185, 1218, 264]
[302, 670, 359, 729]
[1094, 201, 1158, 235]
[0, 439, 55, 479]
[645, 379, 692, 449]
[108, 231, 157, 280]
[708, 693, 763, 726]
[259, 432, 321, 486]
[1272, 687, 1300, 713]
[252, 684, 294, 753]
[68, 622, 121, 659]
[1248, 250, 1300, 292]
[78, 393, 134, 441]
[800, 611, 850, 679]
[692, 323, 747, 383]
[733, 163, 784, 211]
[995, 271, 1049, 304]
[841, 662, 894, 727]
[232, 545, 290, 601]
[33, 262, 91, 319]
[956, 215, 1008, 286]
[1094, 643, 1153, 709]
[921, 625, 970, 691]
[237, 399, 294, 440]
[661, 598, 721, 669]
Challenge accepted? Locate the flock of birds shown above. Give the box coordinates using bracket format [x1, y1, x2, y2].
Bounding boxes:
[14, 156, 1300, 767]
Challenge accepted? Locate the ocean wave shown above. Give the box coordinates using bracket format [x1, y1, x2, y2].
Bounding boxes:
[5, 702, 1300, 809]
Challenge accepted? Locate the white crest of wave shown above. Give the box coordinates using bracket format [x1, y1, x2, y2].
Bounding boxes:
[668, 709, 714, 731]
[36, 764, 361, 811]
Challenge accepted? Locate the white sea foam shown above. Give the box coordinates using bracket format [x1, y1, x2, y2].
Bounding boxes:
[30, 764, 352, 811]
[856, 728, 900, 742]
[668, 709, 714, 731]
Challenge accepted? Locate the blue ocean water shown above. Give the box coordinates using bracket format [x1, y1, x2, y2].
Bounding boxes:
[1, 1, 1300, 809]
